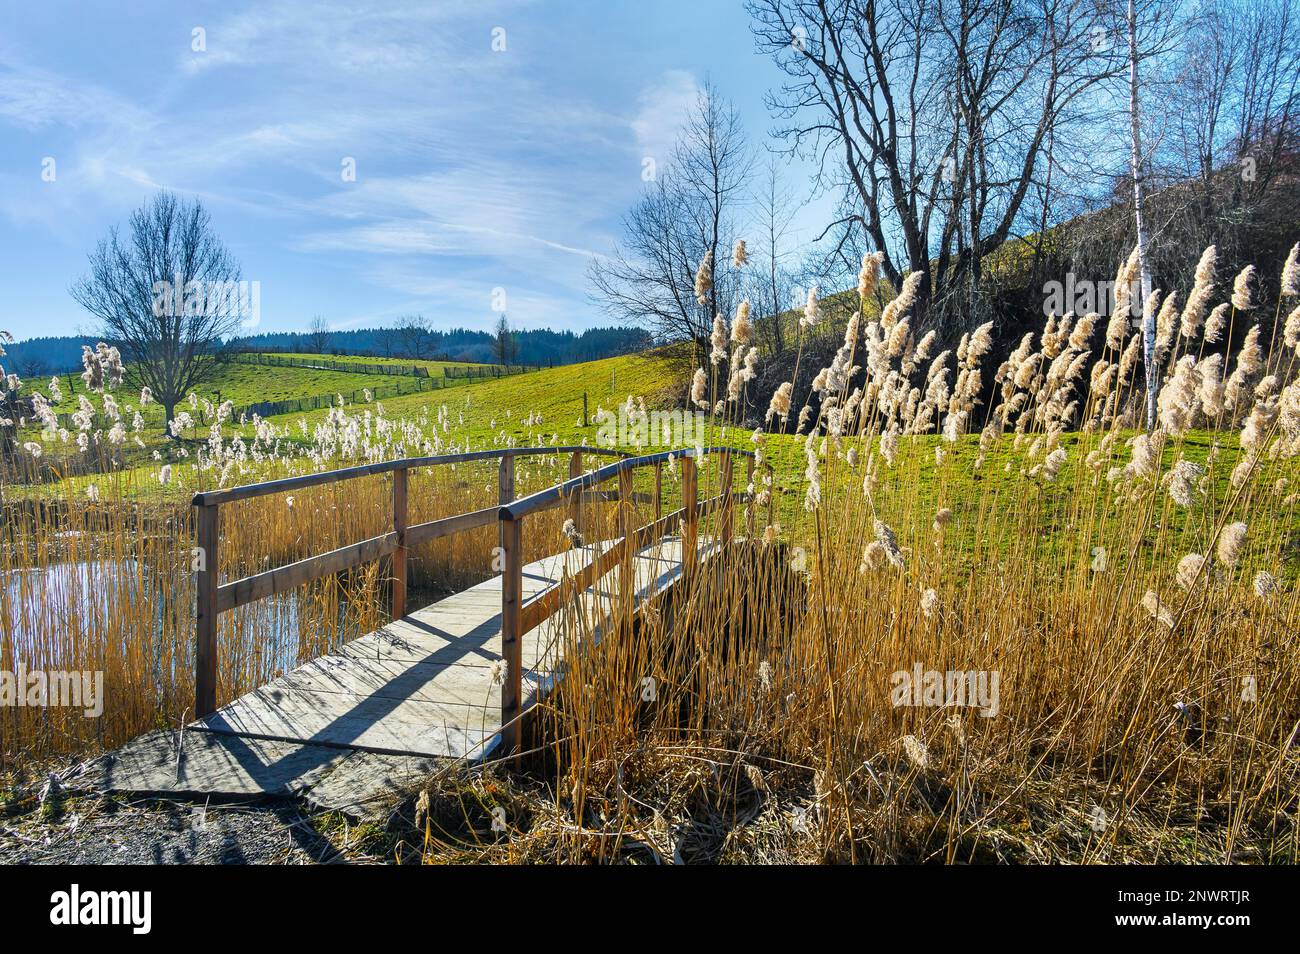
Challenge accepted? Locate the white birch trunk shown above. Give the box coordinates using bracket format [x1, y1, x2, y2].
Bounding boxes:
[1127, 0, 1156, 429]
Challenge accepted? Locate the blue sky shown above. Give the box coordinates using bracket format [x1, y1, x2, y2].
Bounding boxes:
[0, 0, 831, 342]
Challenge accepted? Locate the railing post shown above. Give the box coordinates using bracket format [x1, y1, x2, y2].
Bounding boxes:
[654, 461, 663, 522]
[745, 454, 756, 537]
[618, 464, 634, 541]
[498, 452, 515, 556]
[195, 502, 220, 718]
[499, 514, 523, 760]
[392, 466, 408, 618]
[682, 455, 698, 573]
[568, 451, 582, 537]
[720, 451, 735, 548]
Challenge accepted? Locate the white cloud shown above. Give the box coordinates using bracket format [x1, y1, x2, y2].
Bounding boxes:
[630, 69, 699, 166]
[0, 61, 153, 132]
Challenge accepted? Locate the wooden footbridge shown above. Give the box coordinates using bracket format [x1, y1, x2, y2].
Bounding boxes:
[92, 445, 758, 814]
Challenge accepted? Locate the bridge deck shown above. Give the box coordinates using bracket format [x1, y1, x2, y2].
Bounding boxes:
[88, 535, 710, 815]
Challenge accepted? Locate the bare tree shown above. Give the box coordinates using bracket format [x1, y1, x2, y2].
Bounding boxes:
[70, 192, 245, 430]
[749, 0, 1128, 333]
[675, 80, 755, 331]
[1162, 0, 1300, 256]
[590, 82, 752, 364]
[393, 313, 435, 360]
[590, 176, 701, 345]
[494, 314, 518, 365]
[306, 314, 331, 354]
[752, 157, 797, 356]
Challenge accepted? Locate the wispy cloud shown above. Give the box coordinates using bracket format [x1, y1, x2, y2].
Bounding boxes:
[0, 0, 816, 340]
[631, 69, 700, 166]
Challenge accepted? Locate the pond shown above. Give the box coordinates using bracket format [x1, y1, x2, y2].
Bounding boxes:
[0, 557, 316, 678]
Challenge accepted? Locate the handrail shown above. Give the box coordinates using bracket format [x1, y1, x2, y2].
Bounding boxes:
[495, 445, 757, 760]
[191, 445, 630, 506]
[500, 446, 754, 520]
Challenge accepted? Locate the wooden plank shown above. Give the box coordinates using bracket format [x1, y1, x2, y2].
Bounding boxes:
[405, 505, 497, 546]
[568, 451, 583, 536]
[88, 729, 349, 799]
[503, 446, 754, 520]
[618, 466, 634, 540]
[197, 720, 489, 761]
[217, 532, 398, 612]
[655, 462, 663, 521]
[195, 503, 219, 717]
[519, 515, 685, 633]
[581, 489, 653, 505]
[498, 452, 514, 560]
[301, 749, 443, 816]
[89, 728, 445, 817]
[277, 653, 552, 708]
[200, 685, 495, 759]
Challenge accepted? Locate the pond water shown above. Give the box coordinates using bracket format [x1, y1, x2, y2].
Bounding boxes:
[1, 558, 313, 676]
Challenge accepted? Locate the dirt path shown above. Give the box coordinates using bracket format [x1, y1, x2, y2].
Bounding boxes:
[0, 752, 411, 864]
[0, 793, 357, 864]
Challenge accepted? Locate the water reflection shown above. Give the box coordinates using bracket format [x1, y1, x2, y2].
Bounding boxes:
[1, 558, 315, 676]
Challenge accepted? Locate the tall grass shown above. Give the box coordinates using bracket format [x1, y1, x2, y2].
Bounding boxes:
[416, 250, 1300, 863]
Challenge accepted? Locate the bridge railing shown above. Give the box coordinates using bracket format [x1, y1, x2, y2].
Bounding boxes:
[495, 445, 757, 754]
[190, 443, 760, 752]
[189, 445, 630, 717]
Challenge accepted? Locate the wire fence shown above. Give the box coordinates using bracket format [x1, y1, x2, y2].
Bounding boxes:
[227, 352, 538, 378]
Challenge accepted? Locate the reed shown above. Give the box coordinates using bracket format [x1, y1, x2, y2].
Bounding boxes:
[415, 249, 1300, 863]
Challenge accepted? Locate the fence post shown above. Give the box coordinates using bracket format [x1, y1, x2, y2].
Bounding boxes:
[654, 461, 663, 522]
[499, 514, 523, 759]
[568, 451, 583, 536]
[720, 451, 734, 548]
[745, 455, 756, 537]
[392, 466, 408, 618]
[195, 502, 220, 717]
[682, 456, 698, 574]
[618, 464, 634, 541]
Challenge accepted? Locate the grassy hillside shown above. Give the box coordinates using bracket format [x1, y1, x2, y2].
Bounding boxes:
[281, 351, 678, 447]
[45, 361, 421, 424]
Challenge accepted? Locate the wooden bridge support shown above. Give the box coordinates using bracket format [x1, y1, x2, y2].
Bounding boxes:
[195, 503, 220, 718]
[499, 514, 523, 760]
[392, 467, 408, 618]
